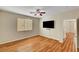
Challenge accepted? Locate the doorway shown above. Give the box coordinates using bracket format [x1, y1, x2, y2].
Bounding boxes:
[63, 19, 77, 51]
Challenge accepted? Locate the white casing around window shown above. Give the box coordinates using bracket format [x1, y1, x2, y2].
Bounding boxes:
[17, 18, 32, 31]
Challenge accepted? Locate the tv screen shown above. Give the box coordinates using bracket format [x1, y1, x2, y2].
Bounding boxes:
[43, 21, 54, 28]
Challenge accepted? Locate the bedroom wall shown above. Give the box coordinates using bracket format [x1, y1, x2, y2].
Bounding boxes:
[40, 15, 63, 42]
[40, 8, 79, 42]
[0, 10, 40, 44]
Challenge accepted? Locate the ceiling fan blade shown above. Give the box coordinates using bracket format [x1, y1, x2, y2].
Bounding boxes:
[34, 14, 37, 16]
[36, 9, 40, 12]
[41, 12, 46, 14]
[40, 13, 42, 16]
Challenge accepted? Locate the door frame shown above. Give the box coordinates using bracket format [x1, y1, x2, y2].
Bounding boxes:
[63, 19, 77, 52]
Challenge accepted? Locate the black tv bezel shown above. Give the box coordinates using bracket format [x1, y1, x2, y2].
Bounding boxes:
[43, 20, 54, 28]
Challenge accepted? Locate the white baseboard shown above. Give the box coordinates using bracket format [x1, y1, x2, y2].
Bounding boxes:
[0, 34, 63, 44]
[40, 34, 63, 43]
[0, 34, 39, 44]
[58, 40, 63, 43]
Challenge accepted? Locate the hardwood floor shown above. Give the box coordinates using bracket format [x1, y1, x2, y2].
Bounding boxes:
[62, 32, 76, 52]
[0, 35, 61, 52]
[0, 34, 76, 52]
[77, 48, 79, 52]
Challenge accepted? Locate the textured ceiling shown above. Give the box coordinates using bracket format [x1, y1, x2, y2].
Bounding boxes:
[0, 6, 79, 18]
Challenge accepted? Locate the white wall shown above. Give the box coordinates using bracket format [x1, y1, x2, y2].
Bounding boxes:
[40, 8, 79, 42]
[0, 10, 40, 44]
[1, 8, 79, 46]
[40, 15, 63, 42]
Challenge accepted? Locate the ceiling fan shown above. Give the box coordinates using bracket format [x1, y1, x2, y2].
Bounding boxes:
[30, 9, 46, 16]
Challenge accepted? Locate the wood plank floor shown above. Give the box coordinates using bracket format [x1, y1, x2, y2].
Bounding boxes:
[0, 35, 62, 52]
[62, 32, 76, 52]
[0, 35, 76, 52]
[77, 48, 79, 52]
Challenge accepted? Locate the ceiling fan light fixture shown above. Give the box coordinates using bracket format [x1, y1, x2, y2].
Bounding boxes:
[30, 9, 46, 16]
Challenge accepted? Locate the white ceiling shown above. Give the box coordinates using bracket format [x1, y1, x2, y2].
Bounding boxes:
[0, 6, 79, 18]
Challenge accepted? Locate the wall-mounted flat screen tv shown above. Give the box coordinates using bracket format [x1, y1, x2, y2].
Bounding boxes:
[43, 20, 54, 28]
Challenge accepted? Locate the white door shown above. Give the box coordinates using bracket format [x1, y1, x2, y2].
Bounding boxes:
[64, 19, 77, 51]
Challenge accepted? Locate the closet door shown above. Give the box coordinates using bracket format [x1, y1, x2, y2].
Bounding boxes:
[63, 19, 77, 51]
[17, 18, 25, 31]
[64, 20, 76, 37]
